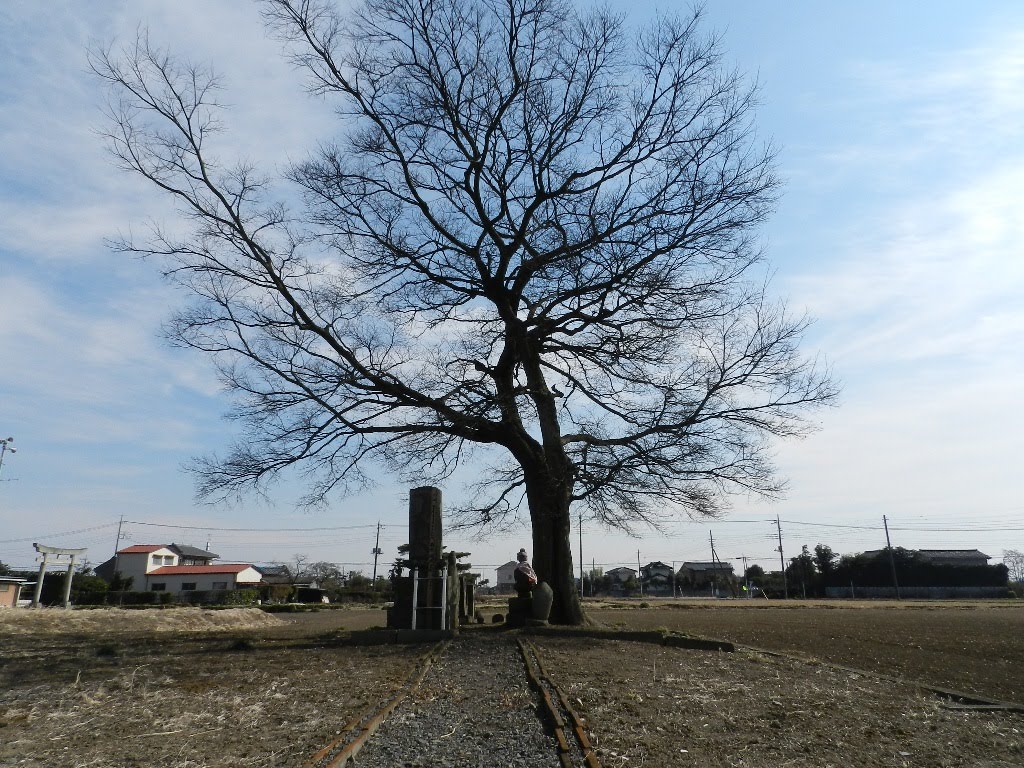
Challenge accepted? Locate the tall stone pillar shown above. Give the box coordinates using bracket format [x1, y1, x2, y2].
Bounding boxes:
[409, 486, 443, 629]
[408, 486, 442, 565]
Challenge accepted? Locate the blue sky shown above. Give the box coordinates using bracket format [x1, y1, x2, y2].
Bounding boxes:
[2, 1, 1022, 584]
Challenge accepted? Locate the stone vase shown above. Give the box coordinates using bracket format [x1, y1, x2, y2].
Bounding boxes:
[530, 582, 554, 622]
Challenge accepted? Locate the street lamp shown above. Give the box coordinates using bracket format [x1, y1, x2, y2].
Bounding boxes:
[0, 437, 15, 479]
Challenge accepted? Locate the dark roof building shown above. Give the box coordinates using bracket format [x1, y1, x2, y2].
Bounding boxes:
[169, 544, 220, 563]
[679, 561, 734, 573]
[254, 564, 292, 584]
[861, 549, 990, 568]
[919, 549, 990, 567]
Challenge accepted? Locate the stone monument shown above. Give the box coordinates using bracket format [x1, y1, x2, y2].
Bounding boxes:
[386, 486, 476, 631]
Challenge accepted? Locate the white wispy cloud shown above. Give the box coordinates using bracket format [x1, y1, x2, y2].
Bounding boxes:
[758, 25, 1024, 554]
[788, 27, 1024, 369]
[852, 29, 1024, 152]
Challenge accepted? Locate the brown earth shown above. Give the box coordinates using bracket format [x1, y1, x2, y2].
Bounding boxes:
[0, 608, 419, 767]
[1, 602, 1022, 767]
[583, 598, 1024, 704]
[535, 636, 1024, 768]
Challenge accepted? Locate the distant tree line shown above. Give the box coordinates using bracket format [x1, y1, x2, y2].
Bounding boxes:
[742, 545, 1010, 598]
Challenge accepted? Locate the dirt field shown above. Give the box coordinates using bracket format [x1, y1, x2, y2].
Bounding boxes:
[0, 608, 420, 767]
[1, 602, 1022, 767]
[536, 635, 1023, 768]
[582, 599, 1024, 704]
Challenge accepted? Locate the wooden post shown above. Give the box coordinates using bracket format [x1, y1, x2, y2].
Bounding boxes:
[410, 568, 418, 630]
[440, 565, 448, 630]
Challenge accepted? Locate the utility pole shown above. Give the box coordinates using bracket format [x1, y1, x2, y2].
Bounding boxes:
[112, 515, 124, 559]
[578, 510, 584, 599]
[736, 555, 751, 598]
[776, 516, 788, 599]
[111, 515, 126, 581]
[637, 549, 643, 596]
[709, 530, 719, 597]
[371, 521, 383, 586]
[883, 515, 901, 599]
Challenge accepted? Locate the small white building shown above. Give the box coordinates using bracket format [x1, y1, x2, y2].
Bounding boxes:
[495, 561, 518, 594]
[145, 564, 263, 594]
[0, 577, 27, 609]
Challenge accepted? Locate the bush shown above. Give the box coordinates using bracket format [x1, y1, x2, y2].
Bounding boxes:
[222, 589, 258, 606]
[259, 603, 313, 613]
[177, 589, 259, 606]
[115, 591, 163, 606]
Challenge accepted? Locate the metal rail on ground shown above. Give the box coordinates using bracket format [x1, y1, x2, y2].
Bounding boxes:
[518, 638, 602, 768]
[305, 640, 449, 767]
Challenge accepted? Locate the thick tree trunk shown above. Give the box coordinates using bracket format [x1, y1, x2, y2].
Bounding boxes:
[525, 477, 585, 625]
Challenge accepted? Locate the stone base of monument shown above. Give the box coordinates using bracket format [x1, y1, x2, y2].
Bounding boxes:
[506, 596, 532, 627]
[506, 582, 554, 627]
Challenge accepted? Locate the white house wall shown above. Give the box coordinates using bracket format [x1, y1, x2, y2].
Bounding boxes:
[115, 548, 177, 587]
[496, 564, 517, 587]
[145, 568, 262, 593]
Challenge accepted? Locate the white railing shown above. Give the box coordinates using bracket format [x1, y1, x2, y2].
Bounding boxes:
[409, 566, 448, 630]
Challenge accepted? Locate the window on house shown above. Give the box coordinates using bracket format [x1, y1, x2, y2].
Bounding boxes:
[0, 584, 10, 592]
[151, 583, 166, 591]
[181, 582, 197, 591]
[212, 581, 227, 590]
[151, 555, 161, 566]
[164, 555, 175, 565]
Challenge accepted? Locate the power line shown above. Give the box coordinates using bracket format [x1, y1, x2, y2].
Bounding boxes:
[124, 519, 385, 532]
[779, 519, 880, 530]
[889, 526, 1024, 532]
[0, 522, 119, 544]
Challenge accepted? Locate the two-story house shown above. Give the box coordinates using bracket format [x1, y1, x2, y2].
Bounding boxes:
[640, 561, 674, 594]
[97, 544, 261, 595]
[677, 561, 734, 592]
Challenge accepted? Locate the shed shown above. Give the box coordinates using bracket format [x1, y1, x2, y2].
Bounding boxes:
[0, 577, 27, 609]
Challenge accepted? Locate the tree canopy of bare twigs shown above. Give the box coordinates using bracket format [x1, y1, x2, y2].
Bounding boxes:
[1005, 550, 1024, 584]
[90, 0, 837, 623]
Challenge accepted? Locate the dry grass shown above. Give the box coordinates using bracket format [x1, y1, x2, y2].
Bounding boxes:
[0, 606, 285, 636]
[0, 614, 423, 767]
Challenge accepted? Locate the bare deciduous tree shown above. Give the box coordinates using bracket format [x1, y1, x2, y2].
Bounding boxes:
[1004, 550, 1024, 583]
[91, 0, 836, 624]
[288, 554, 310, 584]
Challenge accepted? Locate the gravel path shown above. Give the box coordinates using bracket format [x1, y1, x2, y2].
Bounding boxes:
[353, 632, 560, 768]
